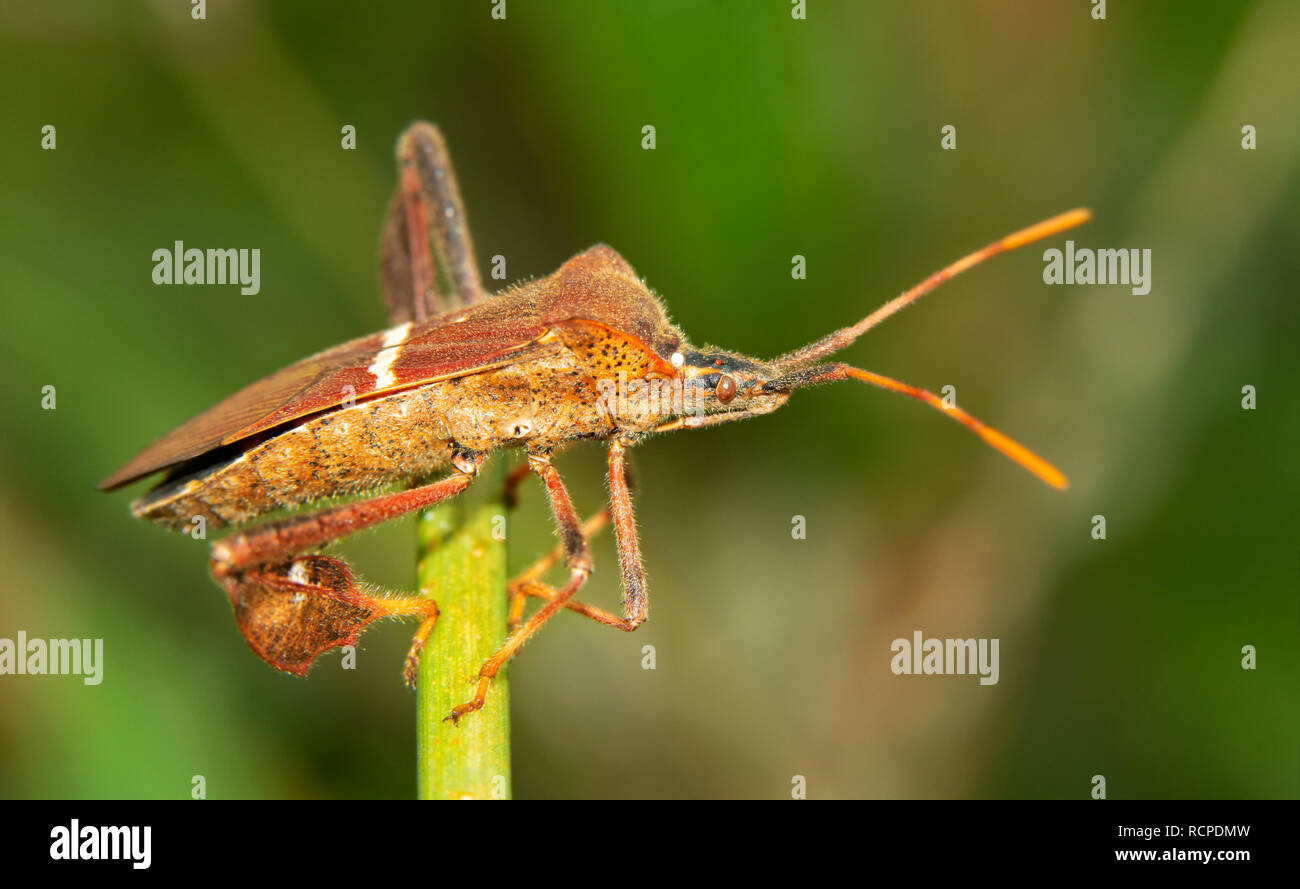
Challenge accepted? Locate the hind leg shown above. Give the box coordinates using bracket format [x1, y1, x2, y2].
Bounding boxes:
[209, 464, 478, 683]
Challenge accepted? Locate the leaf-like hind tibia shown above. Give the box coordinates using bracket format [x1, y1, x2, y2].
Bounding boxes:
[219, 555, 379, 676]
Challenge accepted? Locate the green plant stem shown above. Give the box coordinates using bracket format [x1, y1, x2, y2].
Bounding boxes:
[415, 484, 510, 800]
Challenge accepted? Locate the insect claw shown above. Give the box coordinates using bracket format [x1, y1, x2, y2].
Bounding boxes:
[445, 676, 493, 724]
[402, 655, 420, 691]
[401, 609, 439, 691]
[443, 701, 480, 725]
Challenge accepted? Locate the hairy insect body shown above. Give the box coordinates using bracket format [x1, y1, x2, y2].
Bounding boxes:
[133, 333, 673, 532]
[102, 119, 1082, 719]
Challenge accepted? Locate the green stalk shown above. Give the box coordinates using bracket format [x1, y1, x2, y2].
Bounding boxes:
[415, 481, 511, 800]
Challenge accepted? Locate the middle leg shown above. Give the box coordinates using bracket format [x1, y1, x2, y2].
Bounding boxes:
[447, 451, 594, 722]
[447, 442, 652, 722]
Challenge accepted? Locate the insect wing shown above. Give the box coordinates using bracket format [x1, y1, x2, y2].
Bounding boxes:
[99, 300, 549, 491]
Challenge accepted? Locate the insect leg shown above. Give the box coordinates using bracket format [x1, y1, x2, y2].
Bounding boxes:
[380, 158, 439, 321]
[508, 508, 611, 628]
[209, 464, 479, 682]
[211, 468, 477, 570]
[381, 122, 486, 321]
[526, 452, 593, 577]
[606, 439, 649, 629]
[505, 441, 649, 632]
[501, 460, 532, 510]
[447, 444, 654, 722]
[446, 453, 594, 723]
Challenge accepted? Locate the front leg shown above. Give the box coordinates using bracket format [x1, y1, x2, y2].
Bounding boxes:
[607, 438, 649, 628]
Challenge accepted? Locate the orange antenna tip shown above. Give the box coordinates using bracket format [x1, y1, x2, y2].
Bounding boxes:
[973, 424, 1070, 490]
[1001, 208, 1092, 250]
[834, 365, 1069, 491]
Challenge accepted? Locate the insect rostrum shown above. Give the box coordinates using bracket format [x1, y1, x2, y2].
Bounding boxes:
[101, 122, 1088, 723]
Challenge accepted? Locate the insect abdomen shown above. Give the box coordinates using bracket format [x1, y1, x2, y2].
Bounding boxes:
[133, 346, 617, 532]
[134, 386, 455, 531]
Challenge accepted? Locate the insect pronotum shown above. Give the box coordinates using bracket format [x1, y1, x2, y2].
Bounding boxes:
[101, 122, 1089, 723]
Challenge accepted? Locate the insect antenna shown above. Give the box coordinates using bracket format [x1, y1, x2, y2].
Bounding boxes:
[772, 208, 1091, 372]
[762, 363, 1068, 489]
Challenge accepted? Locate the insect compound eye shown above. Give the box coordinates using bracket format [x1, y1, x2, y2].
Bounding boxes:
[716, 374, 737, 404]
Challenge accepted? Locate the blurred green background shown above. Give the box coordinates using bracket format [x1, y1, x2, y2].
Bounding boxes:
[1, 1, 1295, 799]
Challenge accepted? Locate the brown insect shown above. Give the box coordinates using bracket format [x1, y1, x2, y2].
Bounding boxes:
[101, 122, 1089, 723]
